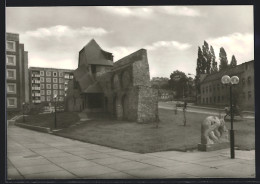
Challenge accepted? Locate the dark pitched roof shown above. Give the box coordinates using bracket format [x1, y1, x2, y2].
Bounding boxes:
[201, 60, 254, 84]
[201, 65, 244, 84]
[73, 65, 95, 92]
[80, 39, 113, 66]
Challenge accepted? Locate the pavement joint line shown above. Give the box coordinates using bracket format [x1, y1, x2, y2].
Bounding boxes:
[22, 146, 79, 178]
[7, 158, 25, 179]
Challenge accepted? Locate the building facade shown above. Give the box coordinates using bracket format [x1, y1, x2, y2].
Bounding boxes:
[29, 67, 73, 105]
[66, 39, 158, 122]
[6, 32, 29, 112]
[200, 60, 254, 109]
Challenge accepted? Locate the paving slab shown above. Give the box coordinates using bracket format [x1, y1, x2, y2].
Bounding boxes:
[7, 126, 255, 179]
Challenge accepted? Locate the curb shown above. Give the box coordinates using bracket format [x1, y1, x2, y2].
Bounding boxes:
[14, 122, 52, 133]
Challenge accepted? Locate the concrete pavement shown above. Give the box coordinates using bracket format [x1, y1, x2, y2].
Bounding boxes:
[7, 126, 255, 179]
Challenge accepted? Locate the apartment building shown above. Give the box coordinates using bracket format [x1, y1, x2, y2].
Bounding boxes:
[200, 60, 254, 109]
[29, 67, 73, 105]
[6, 32, 29, 112]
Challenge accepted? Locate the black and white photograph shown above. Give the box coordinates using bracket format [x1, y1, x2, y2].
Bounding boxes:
[6, 5, 255, 180]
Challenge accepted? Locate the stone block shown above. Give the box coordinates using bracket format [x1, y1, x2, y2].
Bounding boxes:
[198, 142, 230, 152]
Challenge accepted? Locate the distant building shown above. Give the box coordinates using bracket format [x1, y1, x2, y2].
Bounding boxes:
[199, 60, 254, 109]
[6, 32, 29, 112]
[28, 67, 74, 105]
[66, 39, 158, 122]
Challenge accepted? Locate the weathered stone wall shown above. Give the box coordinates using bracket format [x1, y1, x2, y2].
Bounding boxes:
[137, 86, 158, 123]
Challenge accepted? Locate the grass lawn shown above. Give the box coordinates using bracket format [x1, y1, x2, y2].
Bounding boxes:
[55, 109, 255, 153]
[16, 112, 80, 129]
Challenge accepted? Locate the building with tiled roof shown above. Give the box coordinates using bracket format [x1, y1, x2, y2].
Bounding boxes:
[199, 60, 254, 109]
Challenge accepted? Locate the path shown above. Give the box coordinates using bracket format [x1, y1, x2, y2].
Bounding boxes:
[7, 126, 255, 179]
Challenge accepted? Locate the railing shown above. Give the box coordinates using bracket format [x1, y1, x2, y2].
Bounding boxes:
[32, 87, 40, 90]
[32, 80, 40, 83]
[32, 74, 40, 77]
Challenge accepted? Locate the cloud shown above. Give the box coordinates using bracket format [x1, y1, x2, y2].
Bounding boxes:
[97, 7, 153, 18]
[145, 41, 192, 51]
[98, 6, 201, 18]
[207, 32, 254, 63]
[22, 25, 109, 39]
[157, 6, 201, 17]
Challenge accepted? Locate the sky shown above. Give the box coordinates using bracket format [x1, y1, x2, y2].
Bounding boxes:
[6, 6, 254, 78]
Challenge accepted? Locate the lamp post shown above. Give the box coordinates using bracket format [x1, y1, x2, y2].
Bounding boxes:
[53, 94, 57, 129]
[22, 102, 25, 123]
[221, 75, 239, 159]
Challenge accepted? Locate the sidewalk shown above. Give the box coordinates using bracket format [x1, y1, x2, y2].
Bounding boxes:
[7, 126, 255, 179]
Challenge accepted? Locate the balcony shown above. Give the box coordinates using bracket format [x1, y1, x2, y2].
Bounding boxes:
[32, 100, 41, 103]
[32, 74, 40, 77]
[32, 87, 40, 90]
[32, 93, 41, 97]
[32, 80, 40, 84]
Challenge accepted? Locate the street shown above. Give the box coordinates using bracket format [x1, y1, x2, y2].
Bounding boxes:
[159, 101, 255, 119]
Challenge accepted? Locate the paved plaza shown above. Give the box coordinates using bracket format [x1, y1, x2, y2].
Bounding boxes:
[7, 126, 255, 179]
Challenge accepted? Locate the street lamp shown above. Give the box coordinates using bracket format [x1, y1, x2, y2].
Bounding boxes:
[22, 102, 25, 123]
[53, 94, 57, 129]
[221, 75, 239, 159]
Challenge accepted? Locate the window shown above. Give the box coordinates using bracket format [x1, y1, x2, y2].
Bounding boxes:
[242, 92, 246, 99]
[218, 96, 220, 102]
[40, 77, 44, 82]
[7, 69, 16, 80]
[248, 91, 252, 99]
[40, 84, 45, 89]
[206, 87, 208, 93]
[53, 84, 58, 89]
[209, 86, 212, 92]
[59, 90, 64, 95]
[206, 98, 208, 104]
[40, 90, 45, 95]
[53, 72, 57, 77]
[210, 97, 212, 103]
[46, 84, 51, 89]
[6, 41, 15, 51]
[248, 76, 251, 85]
[214, 97, 216, 103]
[202, 87, 205, 94]
[41, 96, 45, 101]
[53, 90, 58, 95]
[46, 78, 51, 83]
[59, 72, 63, 77]
[222, 96, 224, 101]
[53, 78, 57, 83]
[59, 84, 64, 89]
[47, 90, 51, 95]
[59, 78, 64, 83]
[202, 98, 204, 103]
[6, 55, 16, 66]
[46, 71, 51, 76]
[47, 96, 51, 101]
[40, 71, 45, 76]
[7, 98, 17, 108]
[7, 83, 16, 94]
[217, 84, 220, 91]
[242, 78, 245, 85]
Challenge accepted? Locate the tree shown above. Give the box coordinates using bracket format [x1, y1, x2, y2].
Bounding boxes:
[219, 47, 229, 71]
[210, 46, 218, 73]
[202, 41, 211, 74]
[230, 55, 237, 68]
[196, 47, 204, 76]
[169, 70, 189, 99]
